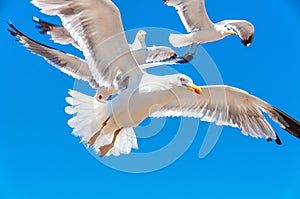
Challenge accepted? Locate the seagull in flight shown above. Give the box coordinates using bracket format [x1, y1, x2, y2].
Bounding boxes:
[34, 17, 179, 64]
[8, 23, 180, 100]
[164, 0, 255, 62]
[11, 0, 299, 158]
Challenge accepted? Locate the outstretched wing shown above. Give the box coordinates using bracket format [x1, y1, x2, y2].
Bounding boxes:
[8, 23, 98, 88]
[151, 85, 300, 144]
[164, 0, 213, 32]
[146, 46, 178, 63]
[31, 0, 142, 90]
[217, 20, 255, 46]
[33, 17, 80, 49]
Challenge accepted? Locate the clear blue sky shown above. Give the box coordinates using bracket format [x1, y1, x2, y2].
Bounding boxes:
[1, 0, 300, 198]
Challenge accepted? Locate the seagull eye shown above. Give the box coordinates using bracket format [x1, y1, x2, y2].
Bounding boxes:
[227, 28, 231, 31]
[179, 77, 186, 82]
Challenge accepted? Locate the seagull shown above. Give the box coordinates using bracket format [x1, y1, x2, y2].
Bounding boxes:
[34, 17, 178, 64]
[8, 24, 180, 100]
[27, 0, 300, 157]
[164, 0, 255, 62]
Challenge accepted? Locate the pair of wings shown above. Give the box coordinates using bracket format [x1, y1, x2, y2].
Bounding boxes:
[164, 0, 255, 46]
[20, 0, 300, 144]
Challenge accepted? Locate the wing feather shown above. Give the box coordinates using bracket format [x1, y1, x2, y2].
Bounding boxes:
[164, 0, 213, 32]
[8, 23, 98, 88]
[151, 85, 300, 144]
[31, 0, 142, 89]
[33, 17, 80, 49]
[146, 46, 178, 63]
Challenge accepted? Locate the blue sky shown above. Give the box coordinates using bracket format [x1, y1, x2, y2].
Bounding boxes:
[1, 0, 300, 198]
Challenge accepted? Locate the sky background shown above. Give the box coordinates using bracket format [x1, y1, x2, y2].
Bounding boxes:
[1, 0, 300, 198]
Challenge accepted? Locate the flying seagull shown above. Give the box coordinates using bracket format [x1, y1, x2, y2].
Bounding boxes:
[164, 0, 255, 62]
[8, 23, 180, 100]
[28, 0, 299, 157]
[34, 17, 178, 64]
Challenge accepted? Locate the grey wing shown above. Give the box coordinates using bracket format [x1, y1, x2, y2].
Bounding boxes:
[146, 46, 178, 63]
[217, 20, 255, 46]
[8, 23, 98, 88]
[32, 0, 142, 89]
[150, 85, 300, 144]
[164, 0, 213, 32]
[33, 17, 80, 49]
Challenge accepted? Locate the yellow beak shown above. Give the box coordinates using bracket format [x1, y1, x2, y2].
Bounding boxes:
[230, 31, 237, 36]
[188, 84, 202, 94]
[140, 32, 146, 37]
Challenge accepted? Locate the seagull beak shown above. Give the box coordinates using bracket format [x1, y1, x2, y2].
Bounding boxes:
[140, 32, 146, 37]
[230, 31, 237, 36]
[188, 84, 202, 94]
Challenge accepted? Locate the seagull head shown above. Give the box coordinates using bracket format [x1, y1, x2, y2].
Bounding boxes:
[176, 74, 202, 94]
[222, 26, 237, 36]
[137, 30, 147, 41]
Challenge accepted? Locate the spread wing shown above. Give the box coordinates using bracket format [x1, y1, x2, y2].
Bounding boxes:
[31, 0, 143, 90]
[146, 46, 178, 63]
[151, 85, 300, 144]
[164, 0, 213, 32]
[8, 23, 98, 88]
[33, 17, 80, 49]
[217, 20, 255, 46]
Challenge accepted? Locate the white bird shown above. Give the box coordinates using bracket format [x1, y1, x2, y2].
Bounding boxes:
[33, 17, 178, 64]
[164, 0, 255, 61]
[8, 24, 179, 100]
[28, 0, 300, 158]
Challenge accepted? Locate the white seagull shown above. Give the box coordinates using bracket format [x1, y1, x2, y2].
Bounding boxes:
[33, 17, 178, 64]
[164, 0, 255, 61]
[26, 0, 300, 157]
[8, 24, 180, 100]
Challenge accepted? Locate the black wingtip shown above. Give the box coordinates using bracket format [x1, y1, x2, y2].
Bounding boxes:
[7, 22, 23, 38]
[272, 107, 300, 141]
[163, 0, 168, 4]
[275, 133, 282, 145]
[242, 34, 254, 46]
[266, 134, 282, 145]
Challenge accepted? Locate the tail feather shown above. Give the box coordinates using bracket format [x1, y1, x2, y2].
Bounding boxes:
[65, 89, 138, 156]
[169, 33, 193, 48]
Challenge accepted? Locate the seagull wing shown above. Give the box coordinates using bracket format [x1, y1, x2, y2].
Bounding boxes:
[217, 20, 255, 46]
[33, 17, 80, 49]
[164, 0, 213, 32]
[146, 46, 178, 63]
[31, 0, 142, 89]
[150, 85, 300, 144]
[8, 23, 98, 88]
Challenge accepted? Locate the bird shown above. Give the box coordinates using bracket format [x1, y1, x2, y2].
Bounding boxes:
[34, 17, 178, 64]
[27, 0, 300, 158]
[8, 23, 179, 101]
[164, 0, 255, 62]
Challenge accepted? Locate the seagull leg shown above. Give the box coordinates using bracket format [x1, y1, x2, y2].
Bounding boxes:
[88, 117, 110, 146]
[177, 43, 196, 63]
[182, 43, 194, 58]
[99, 128, 122, 157]
[185, 43, 201, 61]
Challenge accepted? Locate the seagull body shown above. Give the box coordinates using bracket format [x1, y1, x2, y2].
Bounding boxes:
[10, 0, 298, 157]
[164, 0, 255, 60]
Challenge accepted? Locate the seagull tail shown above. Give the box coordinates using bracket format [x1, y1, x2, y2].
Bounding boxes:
[65, 89, 138, 156]
[254, 97, 300, 144]
[169, 33, 193, 48]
